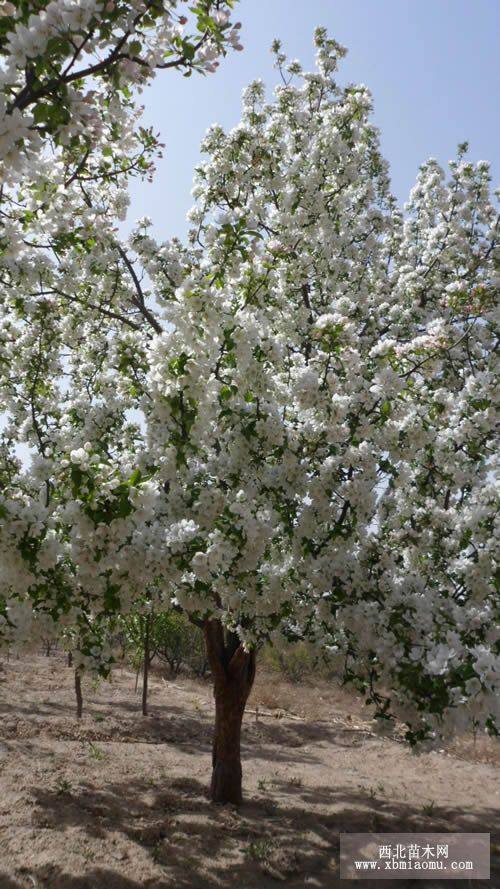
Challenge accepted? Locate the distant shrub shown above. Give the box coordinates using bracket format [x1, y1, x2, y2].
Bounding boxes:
[122, 611, 208, 679]
[262, 642, 340, 683]
[154, 611, 208, 678]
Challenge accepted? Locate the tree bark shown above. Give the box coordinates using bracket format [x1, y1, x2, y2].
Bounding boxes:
[74, 669, 83, 719]
[142, 614, 150, 717]
[204, 620, 256, 805]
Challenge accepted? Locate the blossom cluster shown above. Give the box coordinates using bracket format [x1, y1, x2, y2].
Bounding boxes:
[0, 1, 241, 179]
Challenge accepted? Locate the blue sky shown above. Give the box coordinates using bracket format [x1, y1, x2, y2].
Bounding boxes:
[128, 0, 499, 239]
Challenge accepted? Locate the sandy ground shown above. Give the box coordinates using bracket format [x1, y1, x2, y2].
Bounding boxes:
[0, 654, 498, 889]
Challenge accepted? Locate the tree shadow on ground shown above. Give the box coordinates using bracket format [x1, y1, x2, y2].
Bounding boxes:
[0, 695, 383, 769]
[0, 870, 173, 889]
[12, 772, 497, 889]
[1, 713, 340, 770]
[2, 658, 498, 889]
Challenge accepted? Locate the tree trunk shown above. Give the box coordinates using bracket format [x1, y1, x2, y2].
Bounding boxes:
[67, 651, 73, 668]
[74, 669, 83, 719]
[142, 614, 150, 717]
[204, 620, 256, 805]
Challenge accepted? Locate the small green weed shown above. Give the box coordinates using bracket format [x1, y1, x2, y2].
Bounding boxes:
[422, 800, 436, 816]
[55, 778, 72, 795]
[288, 775, 303, 787]
[88, 741, 106, 761]
[243, 838, 276, 862]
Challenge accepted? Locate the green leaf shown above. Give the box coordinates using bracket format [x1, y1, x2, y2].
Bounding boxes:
[128, 39, 142, 56]
[380, 401, 391, 420]
[129, 468, 142, 487]
[168, 353, 190, 377]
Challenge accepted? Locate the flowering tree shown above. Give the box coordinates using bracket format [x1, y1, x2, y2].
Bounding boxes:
[1, 26, 498, 805]
[353, 148, 499, 744]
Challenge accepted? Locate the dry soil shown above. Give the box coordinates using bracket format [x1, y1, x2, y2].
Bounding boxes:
[0, 654, 498, 888]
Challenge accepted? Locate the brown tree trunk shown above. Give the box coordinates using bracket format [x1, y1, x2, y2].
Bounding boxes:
[142, 614, 150, 717]
[67, 651, 73, 668]
[204, 620, 256, 805]
[74, 669, 83, 719]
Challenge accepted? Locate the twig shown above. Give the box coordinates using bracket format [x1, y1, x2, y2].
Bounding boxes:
[245, 708, 304, 721]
